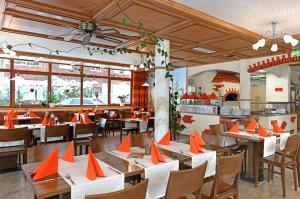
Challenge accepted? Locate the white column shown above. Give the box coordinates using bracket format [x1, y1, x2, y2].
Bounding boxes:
[239, 60, 251, 109]
[154, 39, 170, 141]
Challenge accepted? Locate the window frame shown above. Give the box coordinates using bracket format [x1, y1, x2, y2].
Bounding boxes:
[0, 58, 133, 108]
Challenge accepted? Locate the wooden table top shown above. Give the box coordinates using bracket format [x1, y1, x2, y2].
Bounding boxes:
[22, 151, 144, 199]
[159, 147, 191, 163]
[222, 131, 265, 142]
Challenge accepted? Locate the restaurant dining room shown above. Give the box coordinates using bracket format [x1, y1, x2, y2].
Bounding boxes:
[1, 0, 300, 199]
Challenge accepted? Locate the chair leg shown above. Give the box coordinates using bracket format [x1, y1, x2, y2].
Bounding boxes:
[292, 163, 298, 191]
[297, 160, 300, 187]
[271, 165, 274, 181]
[255, 156, 259, 187]
[268, 164, 271, 182]
[281, 166, 286, 197]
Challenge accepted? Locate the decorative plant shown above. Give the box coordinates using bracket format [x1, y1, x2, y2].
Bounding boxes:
[48, 95, 59, 104]
[117, 94, 129, 103]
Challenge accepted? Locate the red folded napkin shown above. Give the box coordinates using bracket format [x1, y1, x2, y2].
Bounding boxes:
[158, 130, 170, 146]
[150, 140, 165, 164]
[41, 114, 48, 126]
[86, 148, 105, 180]
[245, 119, 256, 131]
[85, 110, 89, 115]
[258, 124, 270, 137]
[131, 114, 136, 120]
[4, 117, 14, 129]
[32, 148, 58, 181]
[7, 110, 17, 119]
[229, 122, 239, 133]
[47, 117, 55, 126]
[271, 120, 282, 133]
[190, 134, 202, 154]
[78, 109, 84, 114]
[84, 114, 93, 124]
[62, 141, 75, 163]
[71, 116, 77, 123]
[28, 111, 39, 118]
[97, 108, 102, 114]
[194, 130, 206, 146]
[118, 134, 130, 152]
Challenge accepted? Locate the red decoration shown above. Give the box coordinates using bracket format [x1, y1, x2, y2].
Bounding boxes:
[275, 88, 283, 92]
[291, 117, 296, 123]
[212, 73, 240, 83]
[182, 115, 194, 124]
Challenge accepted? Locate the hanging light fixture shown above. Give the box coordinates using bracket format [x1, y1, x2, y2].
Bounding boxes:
[130, 55, 153, 71]
[252, 21, 298, 52]
[11, 72, 24, 81]
[142, 73, 150, 87]
[1, 43, 17, 57]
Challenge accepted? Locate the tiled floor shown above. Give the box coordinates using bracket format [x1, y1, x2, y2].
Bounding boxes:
[1, 132, 300, 199]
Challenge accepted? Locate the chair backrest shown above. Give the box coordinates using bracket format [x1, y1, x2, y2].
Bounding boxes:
[45, 125, 70, 143]
[146, 118, 154, 134]
[165, 161, 207, 199]
[283, 135, 300, 162]
[210, 151, 244, 198]
[75, 123, 97, 136]
[0, 127, 29, 144]
[90, 137, 121, 153]
[225, 121, 235, 131]
[33, 142, 70, 162]
[209, 123, 224, 145]
[109, 111, 116, 119]
[85, 179, 148, 199]
[131, 133, 149, 148]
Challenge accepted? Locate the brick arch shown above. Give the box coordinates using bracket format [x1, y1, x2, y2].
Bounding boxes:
[224, 88, 240, 101]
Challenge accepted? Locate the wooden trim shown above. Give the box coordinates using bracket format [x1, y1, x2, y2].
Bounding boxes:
[6, 0, 91, 21]
[10, 59, 14, 107]
[48, 63, 52, 105]
[80, 65, 83, 106]
[4, 8, 79, 28]
[108, 68, 111, 105]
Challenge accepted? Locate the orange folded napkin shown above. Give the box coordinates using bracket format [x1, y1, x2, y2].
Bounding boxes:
[194, 130, 206, 146]
[271, 121, 282, 133]
[84, 114, 93, 124]
[229, 121, 240, 133]
[190, 134, 202, 154]
[28, 111, 39, 118]
[131, 114, 136, 120]
[62, 141, 75, 163]
[41, 114, 48, 126]
[86, 148, 105, 180]
[245, 119, 256, 131]
[4, 117, 14, 129]
[7, 110, 17, 119]
[118, 134, 130, 152]
[85, 110, 89, 115]
[150, 140, 165, 164]
[71, 116, 77, 123]
[78, 109, 84, 114]
[47, 117, 55, 126]
[32, 148, 58, 181]
[158, 130, 170, 146]
[258, 124, 270, 137]
[97, 108, 102, 114]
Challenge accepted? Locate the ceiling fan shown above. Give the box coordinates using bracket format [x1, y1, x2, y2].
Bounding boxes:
[48, 21, 124, 46]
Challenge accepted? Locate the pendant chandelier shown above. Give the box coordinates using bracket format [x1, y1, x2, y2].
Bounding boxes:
[252, 21, 299, 52]
[129, 55, 154, 71]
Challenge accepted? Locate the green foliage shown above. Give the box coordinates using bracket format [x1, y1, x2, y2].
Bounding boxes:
[48, 95, 59, 104]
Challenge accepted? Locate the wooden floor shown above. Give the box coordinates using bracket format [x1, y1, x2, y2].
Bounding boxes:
[1, 132, 300, 199]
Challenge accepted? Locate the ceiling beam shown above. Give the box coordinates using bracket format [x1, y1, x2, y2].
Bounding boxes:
[0, 0, 6, 29]
[4, 8, 79, 28]
[6, 0, 90, 21]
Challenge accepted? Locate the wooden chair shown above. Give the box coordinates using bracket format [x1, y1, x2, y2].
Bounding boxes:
[74, 123, 97, 155]
[0, 127, 29, 164]
[120, 120, 138, 141]
[164, 161, 207, 199]
[255, 135, 300, 197]
[33, 142, 71, 162]
[90, 137, 121, 153]
[202, 151, 244, 199]
[131, 133, 149, 148]
[106, 111, 116, 136]
[44, 125, 70, 144]
[85, 179, 148, 199]
[146, 118, 154, 137]
[97, 118, 107, 137]
[205, 124, 232, 155]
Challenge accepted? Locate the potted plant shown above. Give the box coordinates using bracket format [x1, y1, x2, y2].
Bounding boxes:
[117, 94, 129, 106]
[48, 95, 58, 108]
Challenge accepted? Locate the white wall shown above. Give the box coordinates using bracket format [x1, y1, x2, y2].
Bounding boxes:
[266, 64, 290, 102]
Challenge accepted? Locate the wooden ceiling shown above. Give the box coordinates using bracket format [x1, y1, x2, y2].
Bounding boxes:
[1, 0, 292, 67]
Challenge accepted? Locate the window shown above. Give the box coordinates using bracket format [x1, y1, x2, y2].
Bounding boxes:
[110, 69, 131, 78]
[15, 74, 48, 105]
[14, 60, 48, 72]
[0, 72, 10, 106]
[84, 66, 109, 77]
[0, 58, 10, 69]
[51, 75, 81, 105]
[110, 80, 131, 104]
[52, 63, 80, 75]
[83, 78, 108, 105]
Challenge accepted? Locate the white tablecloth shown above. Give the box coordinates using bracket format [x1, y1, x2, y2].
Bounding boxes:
[159, 141, 216, 178]
[58, 156, 124, 199]
[110, 147, 179, 199]
[279, 133, 290, 150]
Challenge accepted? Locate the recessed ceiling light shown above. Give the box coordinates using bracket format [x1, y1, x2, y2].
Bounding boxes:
[193, 47, 216, 54]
